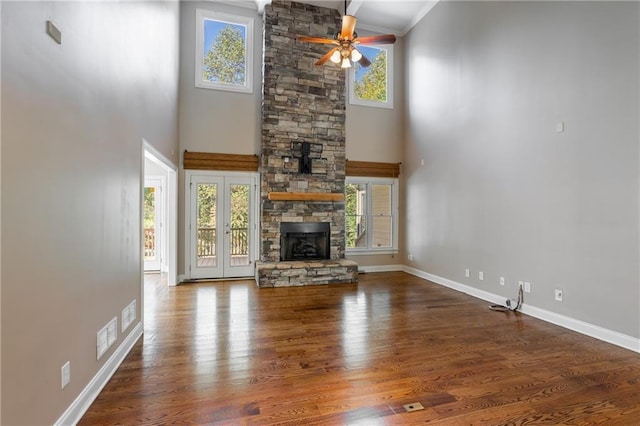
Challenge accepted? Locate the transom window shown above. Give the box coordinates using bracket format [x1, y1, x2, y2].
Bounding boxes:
[195, 9, 254, 93]
[349, 45, 394, 109]
[345, 177, 398, 253]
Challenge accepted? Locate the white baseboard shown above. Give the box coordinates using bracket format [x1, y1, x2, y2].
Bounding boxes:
[55, 322, 143, 426]
[401, 265, 640, 353]
[358, 264, 403, 273]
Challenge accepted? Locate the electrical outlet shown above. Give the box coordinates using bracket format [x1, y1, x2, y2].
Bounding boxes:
[465, 269, 470, 278]
[61, 361, 70, 389]
[555, 289, 563, 301]
[408, 253, 414, 261]
[499, 276, 505, 286]
[524, 282, 531, 293]
[478, 271, 484, 281]
[518, 280, 524, 289]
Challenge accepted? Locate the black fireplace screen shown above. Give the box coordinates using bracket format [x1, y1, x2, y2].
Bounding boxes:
[280, 222, 330, 261]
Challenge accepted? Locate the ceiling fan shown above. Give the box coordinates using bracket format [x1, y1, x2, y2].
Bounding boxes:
[297, 0, 396, 69]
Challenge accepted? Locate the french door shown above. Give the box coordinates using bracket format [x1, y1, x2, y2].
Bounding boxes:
[186, 172, 257, 279]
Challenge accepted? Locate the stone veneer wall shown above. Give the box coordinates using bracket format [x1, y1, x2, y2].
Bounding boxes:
[260, 0, 346, 263]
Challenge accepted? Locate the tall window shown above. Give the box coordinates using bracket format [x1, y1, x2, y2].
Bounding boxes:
[349, 45, 394, 109]
[345, 178, 398, 253]
[195, 9, 254, 93]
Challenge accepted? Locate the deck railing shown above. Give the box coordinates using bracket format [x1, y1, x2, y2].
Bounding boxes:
[197, 227, 248, 257]
[144, 228, 155, 258]
[146, 226, 248, 262]
[197, 227, 216, 256]
[230, 227, 248, 255]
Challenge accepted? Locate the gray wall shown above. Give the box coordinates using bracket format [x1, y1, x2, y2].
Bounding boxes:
[177, 1, 263, 275]
[346, 36, 405, 164]
[345, 35, 405, 269]
[1, 2, 179, 424]
[179, 1, 263, 156]
[403, 1, 639, 338]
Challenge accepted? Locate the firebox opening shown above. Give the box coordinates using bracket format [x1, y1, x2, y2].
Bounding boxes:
[280, 222, 330, 261]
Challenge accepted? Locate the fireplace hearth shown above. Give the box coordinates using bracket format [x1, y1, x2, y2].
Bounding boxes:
[280, 222, 330, 261]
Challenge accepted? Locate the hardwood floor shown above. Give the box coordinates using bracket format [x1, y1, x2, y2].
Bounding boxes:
[80, 272, 640, 425]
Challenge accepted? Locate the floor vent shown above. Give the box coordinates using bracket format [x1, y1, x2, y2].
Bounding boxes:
[403, 402, 425, 413]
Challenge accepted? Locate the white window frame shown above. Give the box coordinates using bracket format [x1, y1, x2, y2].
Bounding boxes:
[345, 177, 399, 255]
[348, 44, 394, 109]
[195, 8, 254, 94]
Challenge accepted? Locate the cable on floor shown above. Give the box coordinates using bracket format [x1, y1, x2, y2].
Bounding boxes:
[489, 285, 523, 312]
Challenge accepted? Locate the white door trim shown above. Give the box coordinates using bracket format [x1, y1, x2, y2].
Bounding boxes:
[143, 140, 178, 287]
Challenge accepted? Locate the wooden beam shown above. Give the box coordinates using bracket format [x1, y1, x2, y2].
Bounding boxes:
[346, 160, 400, 178]
[268, 192, 344, 202]
[183, 151, 259, 171]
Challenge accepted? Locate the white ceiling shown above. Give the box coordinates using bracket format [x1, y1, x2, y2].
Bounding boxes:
[250, 0, 439, 36]
[347, 1, 438, 35]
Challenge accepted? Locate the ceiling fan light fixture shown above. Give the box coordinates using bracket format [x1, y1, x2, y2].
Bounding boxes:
[330, 50, 342, 63]
[296, 0, 396, 69]
[350, 48, 362, 62]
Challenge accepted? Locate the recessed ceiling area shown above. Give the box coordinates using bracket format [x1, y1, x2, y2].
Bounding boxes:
[253, 0, 439, 36]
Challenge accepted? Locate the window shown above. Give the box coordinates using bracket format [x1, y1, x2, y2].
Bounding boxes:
[349, 45, 394, 109]
[345, 178, 398, 253]
[195, 9, 253, 93]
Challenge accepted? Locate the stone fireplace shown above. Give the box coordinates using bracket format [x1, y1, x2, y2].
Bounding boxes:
[255, 0, 358, 287]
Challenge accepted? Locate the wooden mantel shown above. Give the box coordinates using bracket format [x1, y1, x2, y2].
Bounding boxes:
[268, 192, 344, 202]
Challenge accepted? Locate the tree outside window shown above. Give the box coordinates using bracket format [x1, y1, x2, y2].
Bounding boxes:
[345, 179, 398, 252]
[195, 9, 253, 93]
[203, 21, 246, 85]
[350, 45, 394, 109]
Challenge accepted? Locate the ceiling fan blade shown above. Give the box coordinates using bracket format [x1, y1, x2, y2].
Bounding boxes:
[298, 36, 339, 45]
[354, 34, 397, 45]
[358, 54, 371, 68]
[340, 15, 357, 40]
[316, 47, 339, 66]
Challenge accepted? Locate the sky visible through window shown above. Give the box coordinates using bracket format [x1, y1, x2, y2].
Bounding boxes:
[203, 19, 246, 55]
[355, 46, 383, 80]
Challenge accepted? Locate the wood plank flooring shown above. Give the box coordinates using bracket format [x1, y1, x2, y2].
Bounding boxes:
[80, 272, 640, 425]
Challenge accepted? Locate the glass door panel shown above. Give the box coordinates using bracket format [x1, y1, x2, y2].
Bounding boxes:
[196, 182, 218, 268]
[190, 176, 223, 279]
[223, 180, 253, 277]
